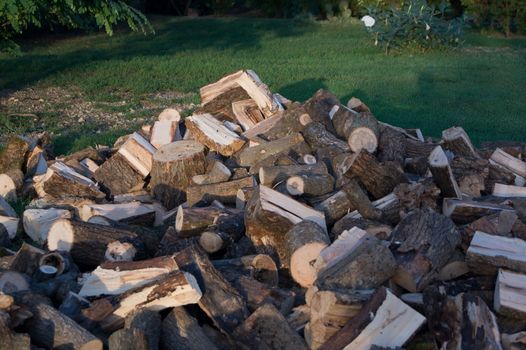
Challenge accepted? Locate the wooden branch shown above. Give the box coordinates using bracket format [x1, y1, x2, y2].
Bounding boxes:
[237, 132, 305, 167]
[186, 175, 256, 207]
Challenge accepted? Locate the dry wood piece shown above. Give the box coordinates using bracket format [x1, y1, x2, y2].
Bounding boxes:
[230, 275, 295, 314]
[22, 208, 72, 244]
[150, 120, 178, 149]
[197, 86, 251, 121]
[467, 231, 526, 275]
[233, 303, 308, 350]
[117, 132, 156, 177]
[161, 307, 218, 350]
[284, 221, 330, 287]
[259, 163, 327, 187]
[232, 99, 265, 130]
[150, 140, 207, 209]
[18, 296, 103, 350]
[174, 245, 248, 334]
[319, 287, 425, 350]
[495, 269, 526, 319]
[307, 289, 373, 350]
[423, 287, 501, 350]
[303, 89, 339, 134]
[377, 123, 406, 165]
[391, 209, 461, 292]
[286, 172, 335, 197]
[493, 183, 526, 198]
[237, 132, 305, 167]
[491, 148, 526, 178]
[0, 216, 19, 239]
[9, 242, 45, 276]
[242, 113, 283, 141]
[443, 198, 514, 224]
[38, 162, 105, 199]
[185, 114, 246, 156]
[442, 126, 479, 158]
[314, 187, 356, 227]
[245, 185, 326, 266]
[0, 169, 23, 201]
[438, 250, 469, 281]
[213, 254, 278, 287]
[158, 108, 181, 122]
[93, 152, 145, 196]
[109, 309, 161, 350]
[302, 121, 350, 153]
[428, 145, 462, 198]
[315, 228, 397, 290]
[80, 158, 99, 176]
[341, 179, 382, 220]
[502, 332, 526, 350]
[175, 205, 242, 237]
[331, 106, 380, 153]
[192, 160, 231, 185]
[79, 202, 155, 226]
[186, 175, 256, 206]
[47, 219, 142, 268]
[0, 136, 30, 173]
[0, 310, 31, 350]
[347, 97, 371, 113]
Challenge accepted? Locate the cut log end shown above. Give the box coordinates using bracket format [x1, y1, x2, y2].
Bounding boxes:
[429, 146, 449, 167]
[199, 231, 224, 253]
[290, 242, 327, 288]
[286, 176, 306, 196]
[348, 127, 378, 153]
[47, 219, 74, 252]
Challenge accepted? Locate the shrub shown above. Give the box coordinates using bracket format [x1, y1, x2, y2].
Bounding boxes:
[463, 0, 526, 35]
[363, 0, 463, 53]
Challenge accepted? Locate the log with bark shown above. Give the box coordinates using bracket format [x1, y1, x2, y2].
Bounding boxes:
[109, 309, 161, 350]
[428, 145, 462, 198]
[161, 306, 218, 350]
[495, 269, 526, 319]
[237, 132, 305, 167]
[186, 175, 256, 207]
[443, 198, 514, 224]
[302, 121, 350, 153]
[0, 169, 23, 201]
[0, 136, 30, 173]
[259, 163, 328, 187]
[491, 148, 526, 178]
[331, 106, 380, 153]
[286, 172, 335, 197]
[442, 126, 479, 158]
[117, 132, 156, 178]
[93, 152, 145, 196]
[79, 202, 155, 226]
[303, 89, 339, 134]
[38, 162, 105, 199]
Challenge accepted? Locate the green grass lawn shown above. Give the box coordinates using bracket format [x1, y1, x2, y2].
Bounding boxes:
[1, 16, 526, 151]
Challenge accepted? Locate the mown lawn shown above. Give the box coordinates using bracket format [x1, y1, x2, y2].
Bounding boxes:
[1, 16, 526, 150]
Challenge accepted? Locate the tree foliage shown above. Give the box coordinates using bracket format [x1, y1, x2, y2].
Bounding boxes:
[1, 0, 152, 52]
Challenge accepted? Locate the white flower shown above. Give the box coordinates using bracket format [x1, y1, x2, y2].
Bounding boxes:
[425, 23, 431, 31]
[361, 15, 376, 28]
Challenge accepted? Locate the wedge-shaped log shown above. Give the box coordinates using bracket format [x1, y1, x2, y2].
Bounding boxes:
[22, 208, 71, 244]
[117, 132, 156, 177]
[150, 120, 178, 149]
[493, 183, 526, 198]
[443, 198, 515, 224]
[232, 99, 265, 130]
[161, 307, 218, 350]
[93, 152, 145, 196]
[150, 140, 207, 209]
[428, 145, 462, 198]
[80, 202, 155, 226]
[442, 126, 479, 158]
[391, 209, 460, 292]
[38, 162, 105, 199]
[245, 185, 326, 266]
[331, 106, 380, 153]
[185, 114, 246, 156]
[495, 269, 526, 319]
[192, 160, 231, 185]
[233, 303, 308, 350]
[319, 288, 425, 350]
[491, 148, 526, 178]
[467, 231, 526, 275]
[186, 175, 256, 207]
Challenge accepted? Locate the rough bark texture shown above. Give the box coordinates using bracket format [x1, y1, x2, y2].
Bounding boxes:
[161, 307, 219, 350]
[332, 107, 380, 153]
[377, 123, 406, 165]
[236, 133, 305, 167]
[286, 172, 335, 197]
[94, 152, 144, 196]
[0, 136, 30, 173]
[302, 121, 350, 153]
[186, 176, 256, 206]
[150, 140, 207, 209]
[303, 89, 339, 135]
[428, 146, 462, 198]
[259, 163, 328, 187]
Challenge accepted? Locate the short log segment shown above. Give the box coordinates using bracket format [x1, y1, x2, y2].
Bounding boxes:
[109, 309, 161, 350]
[47, 219, 143, 269]
[39, 162, 105, 199]
[495, 269, 526, 319]
[150, 120, 178, 149]
[0, 169, 23, 201]
[377, 123, 405, 165]
[0, 136, 30, 173]
[175, 206, 242, 237]
[79, 202, 155, 226]
[245, 185, 326, 266]
[259, 163, 328, 187]
[236, 133, 305, 167]
[491, 148, 526, 178]
[186, 175, 256, 207]
[174, 245, 249, 334]
[117, 132, 156, 178]
[185, 114, 246, 156]
[284, 221, 330, 287]
[442, 126, 479, 158]
[150, 140, 207, 209]
[303, 89, 339, 134]
[93, 152, 145, 196]
[342, 150, 407, 199]
[493, 183, 526, 198]
[390, 209, 461, 292]
[286, 173, 335, 197]
[331, 106, 380, 153]
[212, 254, 279, 287]
[443, 198, 514, 224]
[428, 145, 462, 198]
[23, 208, 72, 244]
[302, 121, 350, 153]
[318, 288, 425, 350]
[233, 303, 309, 350]
[18, 296, 103, 350]
[161, 307, 219, 350]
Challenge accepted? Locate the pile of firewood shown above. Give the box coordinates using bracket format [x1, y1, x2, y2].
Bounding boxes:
[2, 69, 526, 350]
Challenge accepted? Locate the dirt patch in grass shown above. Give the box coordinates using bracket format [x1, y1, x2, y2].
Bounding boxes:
[0, 85, 196, 154]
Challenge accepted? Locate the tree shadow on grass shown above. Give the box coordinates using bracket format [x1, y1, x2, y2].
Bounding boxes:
[277, 78, 329, 102]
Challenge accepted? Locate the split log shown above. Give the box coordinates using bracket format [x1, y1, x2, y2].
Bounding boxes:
[286, 172, 335, 197]
[438, 250, 469, 281]
[331, 106, 380, 153]
[231, 275, 295, 314]
[341, 179, 382, 220]
[491, 148, 526, 178]
[390, 209, 461, 292]
[284, 221, 330, 287]
[26, 145, 48, 177]
[377, 123, 405, 165]
[80, 158, 99, 176]
[9, 242, 45, 276]
[493, 183, 526, 198]
[232, 99, 265, 130]
[303, 89, 340, 135]
[150, 140, 207, 209]
[0, 216, 18, 239]
[315, 228, 397, 290]
[161, 307, 218, 350]
[242, 113, 283, 141]
[394, 179, 441, 215]
[109, 309, 161, 350]
[467, 231, 526, 275]
[404, 138, 439, 158]
[318, 287, 425, 350]
[117, 132, 156, 178]
[197, 86, 251, 121]
[18, 295, 103, 350]
[0, 310, 30, 350]
[495, 269, 526, 319]
[442, 126, 479, 158]
[39, 162, 105, 199]
[174, 245, 248, 334]
[0, 136, 30, 172]
[502, 332, 526, 350]
[185, 114, 246, 156]
[236, 133, 305, 167]
[47, 219, 143, 268]
[150, 120, 178, 149]
[0, 169, 23, 201]
[314, 187, 356, 227]
[175, 206, 242, 238]
[93, 152, 145, 196]
[342, 150, 407, 199]
[22, 208, 71, 244]
[443, 198, 514, 224]
[259, 103, 310, 140]
[233, 303, 308, 350]
[428, 145, 462, 198]
[192, 160, 231, 185]
[259, 163, 328, 187]
[302, 121, 350, 152]
[423, 287, 501, 350]
[236, 187, 255, 210]
[244, 185, 326, 266]
[186, 175, 256, 206]
[212, 254, 279, 287]
[79, 202, 155, 226]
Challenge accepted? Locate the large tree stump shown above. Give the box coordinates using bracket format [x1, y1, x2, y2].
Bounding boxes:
[150, 141, 206, 209]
